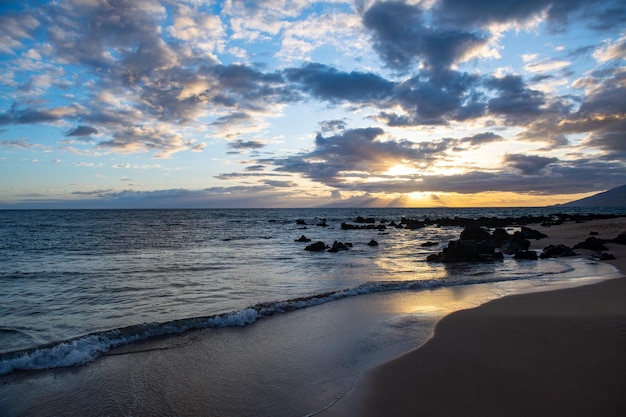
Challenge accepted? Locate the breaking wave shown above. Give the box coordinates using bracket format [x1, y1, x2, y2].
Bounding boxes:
[0, 269, 568, 376]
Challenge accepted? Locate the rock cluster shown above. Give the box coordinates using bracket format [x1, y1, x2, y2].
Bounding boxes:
[427, 225, 546, 263]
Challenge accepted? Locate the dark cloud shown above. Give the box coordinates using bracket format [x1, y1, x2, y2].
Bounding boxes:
[66, 125, 98, 137]
[263, 180, 296, 188]
[362, 1, 489, 72]
[285, 63, 394, 103]
[433, 0, 624, 32]
[0, 104, 63, 125]
[484, 74, 546, 123]
[319, 119, 347, 133]
[228, 139, 266, 150]
[503, 153, 559, 175]
[382, 70, 485, 125]
[245, 165, 266, 171]
[460, 132, 504, 147]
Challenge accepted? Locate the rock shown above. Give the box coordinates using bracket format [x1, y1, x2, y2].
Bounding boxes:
[295, 235, 311, 242]
[367, 239, 379, 246]
[355, 216, 376, 224]
[592, 252, 616, 261]
[589, 231, 599, 235]
[573, 236, 609, 251]
[612, 232, 626, 245]
[421, 241, 438, 247]
[296, 219, 307, 225]
[519, 226, 548, 240]
[501, 231, 530, 255]
[492, 228, 511, 245]
[539, 244, 577, 258]
[427, 239, 503, 263]
[459, 225, 492, 241]
[514, 250, 539, 260]
[304, 241, 327, 251]
[328, 241, 349, 252]
[316, 220, 328, 227]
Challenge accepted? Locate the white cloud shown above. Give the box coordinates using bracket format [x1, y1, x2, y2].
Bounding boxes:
[593, 32, 626, 63]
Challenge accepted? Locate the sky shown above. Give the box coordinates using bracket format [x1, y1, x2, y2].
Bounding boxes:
[0, 0, 624, 208]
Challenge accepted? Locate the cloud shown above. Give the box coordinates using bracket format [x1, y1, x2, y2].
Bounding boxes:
[362, 1, 489, 72]
[228, 139, 266, 150]
[484, 74, 546, 123]
[593, 32, 626, 63]
[266, 127, 455, 186]
[96, 125, 195, 158]
[66, 125, 98, 137]
[0, 138, 37, 149]
[285, 63, 394, 103]
[433, 0, 624, 32]
[456, 132, 505, 147]
[503, 153, 559, 175]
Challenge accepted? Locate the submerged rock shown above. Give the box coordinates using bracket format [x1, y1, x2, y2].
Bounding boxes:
[501, 232, 530, 255]
[304, 241, 327, 251]
[514, 250, 539, 260]
[367, 239, 379, 247]
[295, 235, 311, 242]
[427, 239, 503, 263]
[328, 241, 350, 253]
[539, 244, 577, 258]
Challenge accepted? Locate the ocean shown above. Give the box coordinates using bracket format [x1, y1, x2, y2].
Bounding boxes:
[0, 208, 623, 416]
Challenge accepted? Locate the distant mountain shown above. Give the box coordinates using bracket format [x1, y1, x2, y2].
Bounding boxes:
[560, 185, 626, 207]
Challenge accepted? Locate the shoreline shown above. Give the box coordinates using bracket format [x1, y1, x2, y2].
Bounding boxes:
[322, 217, 626, 417]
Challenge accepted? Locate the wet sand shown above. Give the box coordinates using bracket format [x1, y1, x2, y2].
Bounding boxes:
[322, 217, 626, 417]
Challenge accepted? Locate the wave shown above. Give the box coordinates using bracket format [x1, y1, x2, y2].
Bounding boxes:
[0, 269, 570, 376]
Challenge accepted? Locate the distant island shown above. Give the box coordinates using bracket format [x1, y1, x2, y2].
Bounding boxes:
[559, 185, 626, 207]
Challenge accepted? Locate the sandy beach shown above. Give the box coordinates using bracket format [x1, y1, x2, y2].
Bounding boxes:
[323, 216, 626, 417]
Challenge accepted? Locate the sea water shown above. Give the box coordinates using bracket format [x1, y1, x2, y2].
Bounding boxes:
[0, 208, 623, 416]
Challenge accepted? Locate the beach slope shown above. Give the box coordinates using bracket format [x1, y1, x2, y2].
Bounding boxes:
[323, 218, 626, 417]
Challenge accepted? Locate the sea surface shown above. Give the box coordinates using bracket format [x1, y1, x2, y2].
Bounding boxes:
[0, 208, 623, 416]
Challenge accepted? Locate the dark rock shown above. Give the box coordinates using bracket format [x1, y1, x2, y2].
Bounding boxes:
[573, 236, 609, 251]
[612, 232, 626, 245]
[459, 225, 492, 241]
[539, 244, 577, 258]
[592, 252, 616, 261]
[388, 220, 398, 227]
[304, 241, 327, 251]
[316, 220, 328, 227]
[492, 228, 510, 245]
[355, 216, 376, 224]
[328, 241, 349, 252]
[519, 226, 548, 240]
[501, 231, 530, 255]
[295, 235, 311, 242]
[345, 242, 353, 248]
[296, 219, 307, 225]
[367, 239, 379, 246]
[427, 239, 503, 263]
[421, 241, 438, 247]
[589, 231, 599, 236]
[514, 250, 539, 260]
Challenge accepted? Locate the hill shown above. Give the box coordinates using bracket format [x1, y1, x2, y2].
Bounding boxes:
[560, 185, 626, 207]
